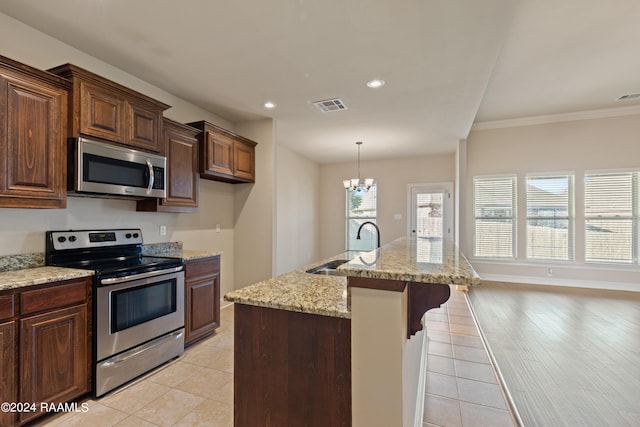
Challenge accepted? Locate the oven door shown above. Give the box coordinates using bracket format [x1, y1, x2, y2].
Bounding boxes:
[96, 268, 184, 361]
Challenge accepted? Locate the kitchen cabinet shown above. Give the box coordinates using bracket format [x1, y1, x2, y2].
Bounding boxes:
[234, 304, 351, 426]
[48, 63, 170, 153]
[187, 120, 257, 184]
[1, 293, 16, 427]
[0, 55, 70, 209]
[184, 255, 220, 345]
[137, 118, 199, 212]
[0, 277, 92, 426]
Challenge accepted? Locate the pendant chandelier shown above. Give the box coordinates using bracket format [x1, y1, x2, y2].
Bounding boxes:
[343, 141, 374, 195]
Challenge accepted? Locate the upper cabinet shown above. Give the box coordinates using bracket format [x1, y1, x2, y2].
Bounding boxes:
[0, 55, 70, 209]
[187, 120, 257, 184]
[137, 118, 199, 213]
[48, 63, 170, 153]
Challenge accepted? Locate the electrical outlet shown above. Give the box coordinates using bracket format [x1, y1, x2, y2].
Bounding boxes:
[547, 268, 553, 277]
[159, 225, 167, 236]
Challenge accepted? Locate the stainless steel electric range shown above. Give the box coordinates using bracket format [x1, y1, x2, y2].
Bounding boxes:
[45, 228, 185, 397]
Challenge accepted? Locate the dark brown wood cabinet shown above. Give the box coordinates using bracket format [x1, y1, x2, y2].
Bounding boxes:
[0, 55, 70, 209]
[0, 321, 16, 427]
[137, 118, 199, 213]
[0, 277, 91, 426]
[184, 256, 220, 345]
[1, 293, 17, 427]
[48, 63, 170, 153]
[19, 304, 88, 425]
[187, 121, 257, 184]
[234, 304, 351, 426]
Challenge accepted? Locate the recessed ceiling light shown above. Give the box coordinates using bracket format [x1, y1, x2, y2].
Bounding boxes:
[366, 79, 385, 89]
[264, 101, 277, 109]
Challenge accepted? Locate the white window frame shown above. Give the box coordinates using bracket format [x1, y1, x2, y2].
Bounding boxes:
[472, 175, 517, 259]
[584, 170, 638, 264]
[345, 184, 378, 251]
[525, 173, 575, 262]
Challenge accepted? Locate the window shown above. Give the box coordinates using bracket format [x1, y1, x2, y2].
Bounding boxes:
[346, 185, 377, 251]
[584, 172, 636, 263]
[526, 174, 574, 261]
[473, 176, 516, 258]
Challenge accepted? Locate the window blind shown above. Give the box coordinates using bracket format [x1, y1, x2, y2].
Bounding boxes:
[473, 176, 516, 258]
[584, 172, 636, 263]
[526, 175, 573, 261]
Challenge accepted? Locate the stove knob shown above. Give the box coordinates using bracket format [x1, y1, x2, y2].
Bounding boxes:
[126, 233, 132, 239]
[57, 236, 67, 243]
[69, 235, 77, 242]
[133, 233, 139, 239]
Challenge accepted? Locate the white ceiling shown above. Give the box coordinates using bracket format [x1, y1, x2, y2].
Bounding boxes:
[1, 0, 639, 163]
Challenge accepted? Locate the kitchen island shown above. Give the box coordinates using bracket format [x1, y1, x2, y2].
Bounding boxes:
[224, 236, 479, 427]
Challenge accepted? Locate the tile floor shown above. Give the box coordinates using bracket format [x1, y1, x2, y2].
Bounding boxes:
[34, 289, 517, 427]
[35, 306, 236, 427]
[423, 288, 517, 427]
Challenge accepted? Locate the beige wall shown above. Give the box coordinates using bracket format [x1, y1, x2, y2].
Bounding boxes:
[233, 119, 275, 287]
[275, 144, 321, 274]
[465, 114, 640, 290]
[319, 154, 456, 258]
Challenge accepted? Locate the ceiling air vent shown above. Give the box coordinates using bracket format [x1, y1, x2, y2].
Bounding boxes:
[313, 98, 347, 112]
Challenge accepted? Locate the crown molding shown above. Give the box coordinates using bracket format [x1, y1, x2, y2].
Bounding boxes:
[471, 105, 640, 131]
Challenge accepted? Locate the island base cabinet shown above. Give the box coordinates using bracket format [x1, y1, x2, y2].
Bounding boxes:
[18, 304, 89, 425]
[0, 320, 16, 427]
[234, 304, 351, 427]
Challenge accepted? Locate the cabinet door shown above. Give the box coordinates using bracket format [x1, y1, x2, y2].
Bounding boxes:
[19, 304, 89, 424]
[203, 131, 234, 177]
[234, 140, 256, 182]
[185, 257, 220, 345]
[162, 125, 199, 210]
[0, 320, 16, 427]
[79, 81, 124, 142]
[124, 101, 162, 152]
[0, 72, 67, 208]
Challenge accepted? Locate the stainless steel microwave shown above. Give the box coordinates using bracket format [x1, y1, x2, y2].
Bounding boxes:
[68, 137, 166, 199]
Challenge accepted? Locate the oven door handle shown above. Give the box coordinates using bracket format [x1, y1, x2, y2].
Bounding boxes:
[100, 266, 183, 285]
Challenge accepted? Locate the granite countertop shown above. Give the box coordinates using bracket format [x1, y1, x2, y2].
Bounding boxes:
[0, 242, 220, 293]
[141, 243, 221, 261]
[224, 252, 359, 319]
[337, 236, 481, 286]
[0, 266, 94, 292]
[224, 236, 479, 318]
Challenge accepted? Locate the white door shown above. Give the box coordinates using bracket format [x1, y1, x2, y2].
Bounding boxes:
[408, 183, 453, 260]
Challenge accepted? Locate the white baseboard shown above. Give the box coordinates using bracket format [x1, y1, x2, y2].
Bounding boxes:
[479, 273, 640, 292]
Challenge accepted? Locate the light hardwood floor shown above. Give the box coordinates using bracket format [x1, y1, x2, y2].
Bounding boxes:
[468, 281, 640, 427]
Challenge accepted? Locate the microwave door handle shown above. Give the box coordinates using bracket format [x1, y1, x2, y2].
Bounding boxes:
[146, 159, 154, 194]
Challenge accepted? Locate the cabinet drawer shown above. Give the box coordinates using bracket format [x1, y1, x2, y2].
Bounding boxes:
[0, 294, 14, 321]
[20, 278, 88, 316]
[185, 256, 220, 279]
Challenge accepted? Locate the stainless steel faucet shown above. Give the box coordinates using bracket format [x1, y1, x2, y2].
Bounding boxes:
[356, 221, 381, 248]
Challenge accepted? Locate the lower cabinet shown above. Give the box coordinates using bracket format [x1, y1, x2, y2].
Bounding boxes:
[0, 320, 16, 427]
[185, 256, 220, 345]
[19, 304, 88, 424]
[0, 277, 91, 426]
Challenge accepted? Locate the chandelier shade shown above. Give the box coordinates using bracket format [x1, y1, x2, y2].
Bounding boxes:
[343, 142, 374, 194]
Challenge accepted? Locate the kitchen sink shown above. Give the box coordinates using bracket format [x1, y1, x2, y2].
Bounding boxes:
[306, 259, 350, 276]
